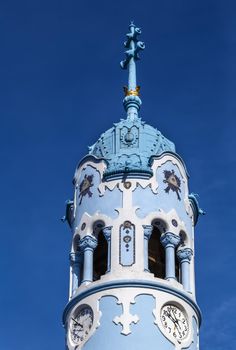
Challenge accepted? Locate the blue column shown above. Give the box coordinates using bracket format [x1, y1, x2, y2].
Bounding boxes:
[177, 248, 193, 292]
[103, 226, 112, 273]
[79, 236, 98, 283]
[69, 252, 82, 296]
[161, 232, 180, 280]
[142, 225, 153, 272]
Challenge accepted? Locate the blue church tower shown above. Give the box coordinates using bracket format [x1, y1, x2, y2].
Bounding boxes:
[63, 23, 203, 350]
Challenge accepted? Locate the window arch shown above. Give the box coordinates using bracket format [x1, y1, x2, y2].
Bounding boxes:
[148, 223, 165, 279]
[93, 221, 108, 281]
[179, 230, 188, 246]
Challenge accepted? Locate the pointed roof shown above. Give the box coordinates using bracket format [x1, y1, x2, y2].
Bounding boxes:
[89, 23, 175, 179]
[89, 117, 175, 179]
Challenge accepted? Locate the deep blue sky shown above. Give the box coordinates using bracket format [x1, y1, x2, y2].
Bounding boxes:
[0, 0, 235, 349]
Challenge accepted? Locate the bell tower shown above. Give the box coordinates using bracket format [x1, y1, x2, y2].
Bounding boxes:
[63, 23, 203, 350]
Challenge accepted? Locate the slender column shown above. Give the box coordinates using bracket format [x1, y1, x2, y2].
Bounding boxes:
[177, 248, 193, 292]
[79, 236, 98, 283]
[103, 226, 112, 273]
[142, 225, 153, 271]
[161, 232, 180, 280]
[69, 252, 83, 297]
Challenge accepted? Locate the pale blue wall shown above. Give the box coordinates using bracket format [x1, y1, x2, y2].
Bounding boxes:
[84, 294, 175, 350]
[133, 161, 192, 237]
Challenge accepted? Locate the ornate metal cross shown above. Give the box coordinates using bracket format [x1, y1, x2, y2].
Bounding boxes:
[120, 22, 145, 121]
[120, 22, 145, 96]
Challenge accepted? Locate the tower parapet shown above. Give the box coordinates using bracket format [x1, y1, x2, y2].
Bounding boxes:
[63, 23, 203, 350]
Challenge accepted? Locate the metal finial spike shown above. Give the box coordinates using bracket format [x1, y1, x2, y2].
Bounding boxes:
[120, 23, 145, 120]
[120, 23, 145, 82]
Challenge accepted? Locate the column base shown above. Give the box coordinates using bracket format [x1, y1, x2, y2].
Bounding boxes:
[165, 277, 177, 281]
[81, 280, 92, 285]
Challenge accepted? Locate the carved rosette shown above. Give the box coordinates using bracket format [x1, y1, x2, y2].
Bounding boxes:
[177, 248, 193, 262]
[79, 236, 98, 251]
[160, 232, 180, 248]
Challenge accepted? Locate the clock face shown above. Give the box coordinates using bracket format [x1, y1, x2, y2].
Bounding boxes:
[70, 306, 93, 344]
[160, 304, 189, 343]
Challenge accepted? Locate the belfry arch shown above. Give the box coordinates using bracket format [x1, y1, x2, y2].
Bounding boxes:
[93, 221, 108, 281]
[148, 220, 166, 279]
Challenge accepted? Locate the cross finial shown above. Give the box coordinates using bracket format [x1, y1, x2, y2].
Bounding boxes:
[120, 22, 145, 121]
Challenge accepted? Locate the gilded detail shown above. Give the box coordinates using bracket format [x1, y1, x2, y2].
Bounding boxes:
[123, 85, 140, 96]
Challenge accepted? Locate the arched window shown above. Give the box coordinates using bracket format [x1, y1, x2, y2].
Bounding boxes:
[93, 222, 108, 281]
[179, 231, 188, 246]
[148, 225, 165, 279]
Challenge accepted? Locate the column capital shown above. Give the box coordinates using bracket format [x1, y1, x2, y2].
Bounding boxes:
[103, 226, 112, 241]
[177, 247, 193, 262]
[142, 225, 153, 239]
[79, 235, 98, 251]
[160, 232, 180, 248]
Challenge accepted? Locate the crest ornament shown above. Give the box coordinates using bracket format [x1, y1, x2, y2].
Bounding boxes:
[124, 221, 132, 228]
[120, 126, 139, 149]
[163, 170, 181, 200]
[79, 174, 94, 205]
[124, 181, 132, 189]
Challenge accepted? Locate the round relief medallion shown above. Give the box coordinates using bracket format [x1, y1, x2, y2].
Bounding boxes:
[124, 181, 132, 189]
[171, 219, 178, 227]
[81, 222, 86, 231]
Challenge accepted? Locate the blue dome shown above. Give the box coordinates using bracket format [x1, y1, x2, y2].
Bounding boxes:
[89, 117, 175, 178]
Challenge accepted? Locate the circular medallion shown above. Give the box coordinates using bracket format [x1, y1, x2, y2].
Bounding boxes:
[124, 181, 132, 189]
[123, 235, 131, 243]
[171, 219, 178, 227]
[124, 221, 132, 228]
[124, 131, 134, 143]
[81, 223, 86, 231]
